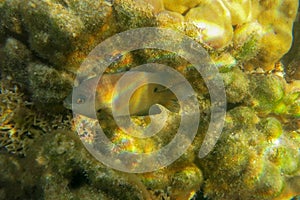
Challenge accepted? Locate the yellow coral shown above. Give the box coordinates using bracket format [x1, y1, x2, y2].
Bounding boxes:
[184, 0, 233, 49]
[222, 0, 252, 25]
[163, 0, 202, 14]
[156, 10, 184, 27]
[158, 0, 299, 69]
[257, 10, 295, 70]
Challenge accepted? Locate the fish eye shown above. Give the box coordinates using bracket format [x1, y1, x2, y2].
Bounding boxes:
[153, 87, 158, 92]
[76, 95, 86, 104]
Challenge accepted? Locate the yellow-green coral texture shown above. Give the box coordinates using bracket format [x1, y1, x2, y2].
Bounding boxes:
[0, 0, 299, 200]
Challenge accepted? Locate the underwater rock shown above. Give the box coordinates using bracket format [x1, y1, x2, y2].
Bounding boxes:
[20, 0, 85, 67]
[169, 165, 203, 199]
[249, 74, 285, 114]
[0, 0, 24, 38]
[0, 128, 149, 200]
[37, 130, 148, 200]
[199, 106, 300, 200]
[1, 0, 114, 69]
[28, 62, 73, 103]
[113, 0, 158, 30]
[0, 153, 44, 199]
[1, 37, 32, 89]
[221, 68, 249, 103]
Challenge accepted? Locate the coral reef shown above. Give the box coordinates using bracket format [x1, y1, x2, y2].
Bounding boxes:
[1, 37, 32, 88]
[198, 105, 300, 200]
[199, 71, 300, 199]
[0, 82, 47, 156]
[184, 1, 233, 49]
[221, 68, 249, 103]
[27, 62, 73, 103]
[0, 0, 299, 199]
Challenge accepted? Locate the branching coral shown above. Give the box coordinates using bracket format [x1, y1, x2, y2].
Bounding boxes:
[0, 82, 70, 156]
[0, 83, 48, 155]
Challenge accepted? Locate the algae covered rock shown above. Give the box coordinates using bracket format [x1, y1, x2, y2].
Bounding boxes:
[221, 68, 249, 103]
[28, 62, 73, 103]
[113, 0, 158, 30]
[1, 38, 32, 89]
[249, 74, 285, 114]
[0, 0, 300, 199]
[20, 0, 83, 67]
[0, 128, 149, 200]
[20, 0, 113, 68]
[36, 130, 148, 200]
[198, 106, 300, 200]
[0, 0, 24, 38]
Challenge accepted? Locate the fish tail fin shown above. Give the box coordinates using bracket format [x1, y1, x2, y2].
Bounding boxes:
[162, 98, 180, 113]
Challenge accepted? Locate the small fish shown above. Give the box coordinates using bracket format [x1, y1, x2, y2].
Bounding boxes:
[64, 71, 181, 118]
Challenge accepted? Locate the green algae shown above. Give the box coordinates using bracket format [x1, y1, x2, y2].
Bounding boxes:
[234, 35, 259, 63]
[249, 74, 285, 114]
[221, 67, 250, 103]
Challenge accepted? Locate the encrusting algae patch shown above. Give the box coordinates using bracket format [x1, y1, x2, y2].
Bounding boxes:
[0, 0, 300, 199]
